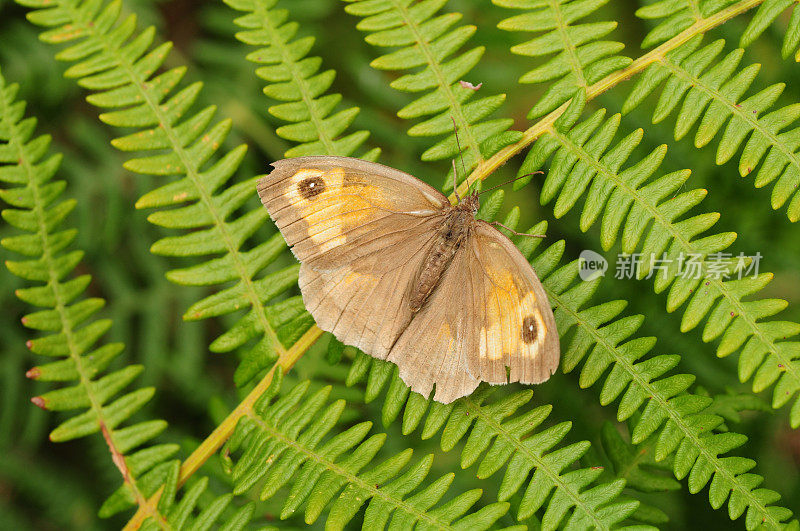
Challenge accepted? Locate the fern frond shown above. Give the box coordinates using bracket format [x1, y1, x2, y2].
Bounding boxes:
[596, 389, 771, 527]
[444, 391, 638, 529]
[347, 205, 793, 528]
[0, 67, 174, 520]
[624, 36, 800, 221]
[702, 387, 772, 426]
[550, 258, 793, 529]
[12, 0, 337, 516]
[516, 91, 800, 428]
[343, 0, 521, 191]
[138, 468, 255, 531]
[736, 0, 800, 57]
[14, 0, 390, 523]
[494, 0, 632, 119]
[226, 0, 380, 161]
[636, 0, 740, 47]
[228, 369, 518, 530]
[17, 0, 317, 391]
[598, 421, 679, 525]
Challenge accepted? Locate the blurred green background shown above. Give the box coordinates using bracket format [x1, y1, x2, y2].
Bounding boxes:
[0, 0, 799, 528]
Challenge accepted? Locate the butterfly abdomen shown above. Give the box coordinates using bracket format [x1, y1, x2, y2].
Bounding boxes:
[409, 209, 471, 313]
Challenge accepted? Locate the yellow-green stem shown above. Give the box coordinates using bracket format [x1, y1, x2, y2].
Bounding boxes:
[122, 325, 323, 530]
[454, 0, 764, 199]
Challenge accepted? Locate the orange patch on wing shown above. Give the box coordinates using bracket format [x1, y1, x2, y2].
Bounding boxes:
[284, 167, 385, 252]
[479, 259, 546, 361]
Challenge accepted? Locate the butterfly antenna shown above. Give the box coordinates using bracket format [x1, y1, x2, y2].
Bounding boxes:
[451, 116, 469, 195]
[477, 171, 543, 196]
[490, 221, 546, 238]
[452, 160, 461, 202]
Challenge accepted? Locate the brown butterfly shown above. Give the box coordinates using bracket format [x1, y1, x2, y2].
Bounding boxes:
[257, 156, 559, 403]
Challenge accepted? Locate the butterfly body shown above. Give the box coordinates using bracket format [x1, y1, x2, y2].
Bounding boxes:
[409, 195, 476, 313]
[258, 156, 559, 403]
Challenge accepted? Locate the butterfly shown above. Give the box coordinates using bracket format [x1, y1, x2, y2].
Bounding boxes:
[257, 156, 559, 403]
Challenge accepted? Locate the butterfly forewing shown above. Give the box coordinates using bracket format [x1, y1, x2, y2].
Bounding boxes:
[258, 156, 449, 358]
[257, 156, 449, 271]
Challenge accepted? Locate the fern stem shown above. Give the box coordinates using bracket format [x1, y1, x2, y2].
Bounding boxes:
[178, 325, 320, 485]
[546, 284, 784, 528]
[122, 324, 323, 531]
[462, 397, 611, 530]
[457, 0, 765, 197]
[99, 423, 165, 528]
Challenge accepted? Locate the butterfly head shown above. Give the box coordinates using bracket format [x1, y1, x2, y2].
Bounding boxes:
[457, 191, 480, 214]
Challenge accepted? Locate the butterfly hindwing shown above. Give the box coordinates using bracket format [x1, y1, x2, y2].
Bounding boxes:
[386, 245, 480, 402]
